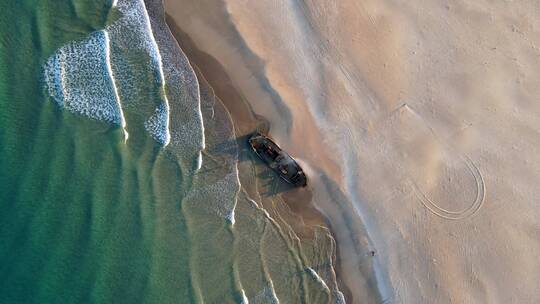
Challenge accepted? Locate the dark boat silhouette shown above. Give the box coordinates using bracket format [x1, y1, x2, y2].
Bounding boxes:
[248, 132, 307, 187]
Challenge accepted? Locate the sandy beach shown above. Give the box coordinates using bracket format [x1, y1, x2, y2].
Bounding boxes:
[163, 1, 390, 302]
[3, 0, 539, 302]
[165, 0, 540, 303]
[165, 17, 358, 302]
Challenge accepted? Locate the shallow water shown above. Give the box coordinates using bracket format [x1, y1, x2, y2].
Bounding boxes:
[0, 0, 340, 303]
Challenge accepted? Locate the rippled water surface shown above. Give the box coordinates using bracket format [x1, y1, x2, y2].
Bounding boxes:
[0, 1, 341, 303]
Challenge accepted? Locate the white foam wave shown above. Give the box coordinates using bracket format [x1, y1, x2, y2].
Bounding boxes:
[43, 0, 177, 145]
[306, 267, 330, 292]
[191, 85, 205, 171]
[196, 152, 203, 171]
[252, 281, 280, 304]
[228, 163, 243, 226]
[146, 3, 206, 163]
[107, 0, 171, 146]
[144, 103, 169, 145]
[333, 290, 346, 304]
[306, 267, 346, 303]
[240, 289, 249, 304]
[104, 31, 128, 141]
[43, 30, 125, 128]
[134, 0, 171, 146]
[197, 89, 206, 152]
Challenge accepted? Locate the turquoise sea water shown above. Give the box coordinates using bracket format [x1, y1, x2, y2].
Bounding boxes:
[0, 0, 343, 303]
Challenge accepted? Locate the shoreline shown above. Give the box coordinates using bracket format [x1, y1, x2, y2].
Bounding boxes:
[164, 14, 354, 303]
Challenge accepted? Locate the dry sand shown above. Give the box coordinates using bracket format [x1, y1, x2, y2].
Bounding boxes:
[165, 0, 540, 303]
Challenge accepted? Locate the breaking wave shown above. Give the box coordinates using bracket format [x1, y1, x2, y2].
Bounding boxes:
[144, 102, 169, 145]
[43, 0, 175, 146]
[106, 0, 171, 145]
[43, 30, 126, 130]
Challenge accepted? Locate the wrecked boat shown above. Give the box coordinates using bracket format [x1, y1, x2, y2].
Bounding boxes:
[248, 132, 307, 187]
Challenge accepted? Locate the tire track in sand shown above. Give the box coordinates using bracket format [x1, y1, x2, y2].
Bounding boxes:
[401, 105, 487, 220]
[410, 154, 486, 220]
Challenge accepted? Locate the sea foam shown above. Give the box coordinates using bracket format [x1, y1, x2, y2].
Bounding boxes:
[44, 30, 126, 129]
[106, 0, 171, 145]
[144, 102, 169, 145]
[44, 0, 172, 146]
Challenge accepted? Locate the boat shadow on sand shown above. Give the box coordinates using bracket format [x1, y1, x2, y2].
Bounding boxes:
[207, 133, 296, 196]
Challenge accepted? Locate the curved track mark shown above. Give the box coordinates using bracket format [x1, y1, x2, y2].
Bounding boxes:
[411, 155, 486, 220]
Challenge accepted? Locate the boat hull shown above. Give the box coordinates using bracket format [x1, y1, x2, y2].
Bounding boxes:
[248, 133, 307, 187]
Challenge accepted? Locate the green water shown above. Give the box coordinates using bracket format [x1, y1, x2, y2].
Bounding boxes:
[0, 1, 188, 302]
[0, 1, 341, 303]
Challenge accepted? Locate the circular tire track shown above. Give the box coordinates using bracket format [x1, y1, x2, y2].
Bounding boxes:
[411, 155, 486, 220]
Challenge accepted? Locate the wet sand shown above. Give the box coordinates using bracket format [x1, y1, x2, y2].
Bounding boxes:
[165, 17, 355, 303]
